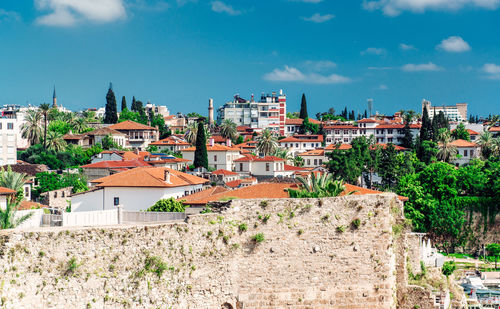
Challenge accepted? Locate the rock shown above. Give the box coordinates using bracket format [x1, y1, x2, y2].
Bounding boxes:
[313, 246, 321, 253]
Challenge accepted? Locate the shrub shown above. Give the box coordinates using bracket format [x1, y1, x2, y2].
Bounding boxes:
[351, 219, 361, 229]
[442, 261, 456, 277]
[297, 229, 304, 236]
[336, 225, 346, 233]
[238, 223, 248, 232]
[144, 256, 168, 277]
[147, 198, 186, 212]
[251, 233, 265, 243]
[66, 257, 80, 275]
[259, 200, 268, 208]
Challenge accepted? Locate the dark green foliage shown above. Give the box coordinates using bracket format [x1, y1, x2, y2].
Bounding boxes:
[121, 96, 127, 111]
[441, 261, 456, 277]
[143, 256, 168, 277]
[238, 223, 248, 232]
[326, 136, 372, 185]
[101, 135, 118, 150]
[251, 233, 265, 243]
[48, 120, 72, 135]
[420, 105, 432, 142]
[299, 94, 308, 119]
[19, 144, 102, 170]
[451, 123, 470, 141]
[147, 198, 186, 212]
[33, 172, 88, 200]
[186, 112, 203, 118]
[194, 121, 208, 169]
[236, 135, 244, 145]
[376, 144, 398, 190]
[130, 96, 138, 112]
[431, 111, 449, 142]
[104, 87, 118, 124]
[401, 115, 413, 149]
[416, 140, 438, 165]
[486, 243, 500, 269]
[300, 117, 319, 134]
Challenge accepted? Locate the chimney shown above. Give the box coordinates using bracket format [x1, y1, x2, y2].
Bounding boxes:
[164, 170, 171, 183]
[227, 139, 231, 147]
[209, 138, 214, 147]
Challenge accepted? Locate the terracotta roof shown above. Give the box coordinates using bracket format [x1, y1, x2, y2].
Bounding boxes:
[451, 128, 479, 135]
[375, 124, 421, 129]
[184, 183, 298, 205]
[236, 125, 252, 132]
[325, 144, 352, 150]
[149, 137, 189, 146]
[370, 143, 408, 151]
[146, 158, 190, 165]
[279, 135, 324, 143]
[234, 155, 284, 162]
[0, 187, 16, 195]
[179, 186, 230, 204]
[87, 127, 125, 136]
[225, 180, 242, 188]
[489, 126, 500, 132]
[18, 201, 47, 210]
[341, 184, 408, 202]
[81, 159, 151, 169]
[92, 167, 209, 188]
[212, 169, 239, 176]
[63, 133, 86, 140]
[324, 125, 358, 130]
[448, 139, 479, 147]
[209, 135, 228, 143]
[284, 164, 307, 171]
[357, 118, 377, 123]
[285, 118, 321, 125]
[109, 120, 156, 131]
[298, 149, 325, 156]
[182, 144, 241, 152]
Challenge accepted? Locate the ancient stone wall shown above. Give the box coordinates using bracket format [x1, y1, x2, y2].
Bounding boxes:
[0, 194, 413, 308]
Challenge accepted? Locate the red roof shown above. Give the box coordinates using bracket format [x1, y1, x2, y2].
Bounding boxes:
[357, 118, 377, 123]
[234, 155, 284, 162]
[212, 169, 239, 176]
[448, 139, 479, 147]
[370, 143, 408, 151]
[298, 149, 325, 156]
[182, 144, 241, 152]
[284, 164, 307, 171]
[324, 125, 358, 130]
[81, 159, 151, 169]
[150, 137, 189, 146]
[451, 128, 479, 135]
[225, 180, 242, 188]
[179, 186, 230, 203]
[0, 187, 16, 195]
[285, 118, 321, 125]
[209, 135, 228, 143]
[342, 184, 408, 202]
[279, 135, 324, 143]
[109, 120, 156, 131]
[489, 126, 500, 132]
[325, 144, 352, 150]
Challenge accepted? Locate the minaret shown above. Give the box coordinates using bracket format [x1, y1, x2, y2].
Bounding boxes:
[52, 86, 58, 108]
[208, 98, 214, 125]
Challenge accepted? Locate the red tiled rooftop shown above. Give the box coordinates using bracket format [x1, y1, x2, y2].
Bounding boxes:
[325, 144, 352, 151]
[370, 143, 408, 151]
[448, 139, 479, 147]
[109, 120, 156, 131]
[357, 118, 377, 123]
[179, 186, 230, 204]
[182, 144, 241, 152]
[279, 135, 324, 143]
[285, 118, 321, 125]
[212, 169, 239, 176]
[81, 159, 151, 169]
[150, 137, 189, 146]
[298, 149, 325, 156]
[451, 128, 479, 135]
[0, 187, 16, 195]
[234, 155, 284, 162]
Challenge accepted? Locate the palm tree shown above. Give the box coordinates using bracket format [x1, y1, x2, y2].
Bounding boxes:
[46, 130, 67, 152]
[437, 129, 457, 163]
[293, 156, 305, 167]
[272, 148, 293, 163]
[72, 117, 88, 133]
[0, 199, 33, 229]
[220, 119, 238, 141]
[0, 166, 28, 202]
[39, 103, 51, 149]
[288, 173, 350, 198]
[21, 109, 42, 146]
[257, 129, 278, 156]
[184, 122, 198, 145]
[477, 131, 494, 158]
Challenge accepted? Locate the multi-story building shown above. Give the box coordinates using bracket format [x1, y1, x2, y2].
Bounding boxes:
[144, 102, 169, 118]
[217, 90, 286, 135]
[181, 143, 242, 171]
[0, 117, 18, 165]
[422, 99, 467, 122]
[278, 135, 324, 156]
[108, 120, 159, 150]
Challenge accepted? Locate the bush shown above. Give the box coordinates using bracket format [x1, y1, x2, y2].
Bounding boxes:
[442, 261, 456, 277]
[351, 219, 361, 229]
[251, 233, 265, 243]
[143, 256, 168, 277]
[147, 198, 186, 212]
[336, 225, 346, 233]
[238, 223, 248, 232]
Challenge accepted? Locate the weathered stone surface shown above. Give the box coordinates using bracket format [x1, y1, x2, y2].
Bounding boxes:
[0, 194, 424, 308]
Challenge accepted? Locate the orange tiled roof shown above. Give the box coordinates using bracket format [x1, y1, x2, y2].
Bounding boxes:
[212, 169, 239, 176]
[489, 126, 500, 132]
[182, 144, 241, 152]
[323, 124, 358, 129]
[369, 143, 408, 151]
[0, 187, 16, 195]
[448, 139, 479, 147]
[18, 201, 47, 210]
[357, 118, 378, 123]
[279, 135, 324, 143]
[109, 120, 156, 131]
[87, 127, 125, 136]
[451, 128, 479, 135]
[341, 184, 408, 202]
[225, 180, 242, 188]
[234, 155, 284, 162]
[81, 159, 151, 169]
[298, 149, 325, 156]
[285, 118, 321, 125]
[92, 167, 209, 188]
[178, 186, 230, 203]
[325, 144, 352, 150]
[149, 137, 189, 146]
[284, 164, 307, 171]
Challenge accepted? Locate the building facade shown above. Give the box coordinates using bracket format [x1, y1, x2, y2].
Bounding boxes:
[217, 90, 286, 135]
[0, 118, 18, 165]
[422, 99, 467, 122]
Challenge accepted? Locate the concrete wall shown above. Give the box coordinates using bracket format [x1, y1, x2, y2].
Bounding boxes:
[0, 194, 436, 309]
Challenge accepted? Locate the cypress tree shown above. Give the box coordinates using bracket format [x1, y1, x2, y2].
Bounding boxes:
[401, 114, 413, 149]
[193, 120, 208, 169]
[104, 85, 118, 124]
[131, 96, 137, 112]
[121, 96, 127, 111]
[299, 94, 308, 119]
[419, 105, 432, 142]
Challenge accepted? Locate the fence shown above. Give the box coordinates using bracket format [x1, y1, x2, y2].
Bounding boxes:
[122, 211, 186, 223]
[62, 209, 119, 227]
[15, 209, 45, 229]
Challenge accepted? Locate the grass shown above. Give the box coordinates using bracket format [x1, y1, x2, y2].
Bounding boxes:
[65, 257, 80, 275]
[251, 233, 265, 243]
[336, 225, 346, 233]
[143, 256, 169, 278]
[351, 219, 361, 229]
[238, 223, 248, 232]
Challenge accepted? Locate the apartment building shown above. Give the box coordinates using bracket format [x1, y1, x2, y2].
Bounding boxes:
[109, 120, 159, 150]
[0, 118, 18, 165]
[422, 99, 467, 122]
[278, 135, 324, 156]
[217, 90, 286, 135]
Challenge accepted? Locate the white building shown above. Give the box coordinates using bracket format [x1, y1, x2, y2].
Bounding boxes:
[284, 118, 322, 137]
[181, 144, 242, 171]
[0, 118, 18, 165]
[278, 135, 324, 156]
[422, 99, 467, 122]
[145, 102, 169, 118]
[217, 91, 286, 135]
[233, 155, 287, 178]
[148, 136, 190, 153]
[71, 167, 208, 212]
[0, 187, 16, 209]
[448, 139, 480, 166]
[108, 120, 159, 150]
[297, 149, 327, 168]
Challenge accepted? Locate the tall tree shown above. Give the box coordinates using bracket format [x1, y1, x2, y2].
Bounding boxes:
[121, 96, 127, 111]
[220, 119, 238, 141]
[401, 113, 413, 149]
[299, 94, 308, 119]
[451, 123, 470, 141]
[420, 105, 432, 142]
[21, 109, 42, 146]
[39, 103, 50, 149]
[131, 96, 137, 112]
[436, 129, 457, 163]
[104, 85, 118, 124]
[257, 129, 278, 156]
[193, 120, 208, 169]
[376, 144, 398, 189]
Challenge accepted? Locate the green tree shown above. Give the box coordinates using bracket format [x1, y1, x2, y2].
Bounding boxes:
[286, 112, 299, 119]
[235, 135, 244, 145]
[147, 198, 186, 212]
[257, 129, 278, 156]
[451, 123, 470, 141]
[48, 120, 72, 135]
[0, 166, 28, 202]
[184, 122, 198, 145]
[401, 114, 413, 149]
[417, 140, 438, 165]
[287, 174, 349, 198]
[39, 103, 51, 149]
[431, 111, 449, 142]
[477, 131, 495, 159]
[300, 117, 319, 134]
[131, 96, 137, 112]
[21, 109, 43, 146]
[486, 243, 500, 270]
[101, 134, 117, 150]
[46, 130, 67, 152]
[186, 112, 203, 118]
[420, 105, 432, 142]
[0, 199, 33, 229]
[442, 261, 456, 277]
[104, 85, 118, 124]
[437, 129, 457, 163]
[121, 96, 127, 111]
[299, 93, 308, 119]
[220, 119, 238, 141]
[293, 156, 304, 167]
[193, 120, 208, 169]
[376, 144, 398, 190]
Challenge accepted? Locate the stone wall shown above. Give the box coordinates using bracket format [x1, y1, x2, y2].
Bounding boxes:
[0, 194, 423, 308]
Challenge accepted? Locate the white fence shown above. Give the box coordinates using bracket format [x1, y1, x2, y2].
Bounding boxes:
[15, 209, 45, 229]
[62, 209, 119, 227]
[122, 211, 186, 223]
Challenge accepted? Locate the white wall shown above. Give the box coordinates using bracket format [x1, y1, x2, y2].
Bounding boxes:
[301, 155, 326, 168]
[63, 209, 118, 227]
[14, 209, 45, 229]
[71, 188, 104, 212]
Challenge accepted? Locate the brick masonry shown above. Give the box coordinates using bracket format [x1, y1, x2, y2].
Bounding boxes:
[0, 194, 434, 308]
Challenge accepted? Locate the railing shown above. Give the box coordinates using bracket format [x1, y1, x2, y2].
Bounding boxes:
[122, 211, 186, 223]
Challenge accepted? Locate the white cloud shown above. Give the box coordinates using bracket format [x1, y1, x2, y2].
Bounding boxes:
[361, 47, 386, 55]
[302, 13, 334, 23]
[399, 43, 416, 50]
[482, 63, 500, 79]
[210, 1, 241, 15]
[176, 0, 197, 6]
[0, 9, 21, 22]
[437, 36, 471, 52]
[402, 62, 443, 72]
[263, 66, 351, 84]
[303, 60, 337, 71]
[378, 84, 388, 90]
[35, 0, 126, 26]
[362, 0, 500, 16]
[368, 66, 393, 70]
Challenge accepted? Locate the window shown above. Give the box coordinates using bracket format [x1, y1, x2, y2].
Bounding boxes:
[240, 163, 243, 171]
[54, 191, 57, 198]
[284, 143, 287, 147]
[62, 191, 65, 197]
[470, 150, 474, 156]
[114, 197, 120, 206]
[313, 159, 317, 165]
[295, 143, 299, 148]
[344, 130, 348, 134]
[388, 138, 393, 143]
[307, 159, 310, 165]
[319, 159, 323, 165]
[464, 150, 468, 157]
[335, 130, 340, 135]
[7, 123, 13, 130]
[214, 155, 217, 162]
[266, 163, 270, 171]
[185, 191, 189, 196]
[344, 138, 348, 143]
[0, 123, 2, 129]
[387, 129, 393, 134]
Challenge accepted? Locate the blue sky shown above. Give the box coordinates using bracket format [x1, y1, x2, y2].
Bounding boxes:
[0, 0, 499, 117]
